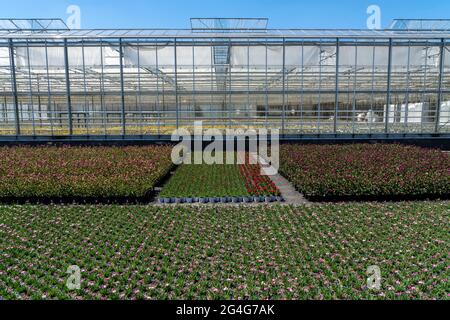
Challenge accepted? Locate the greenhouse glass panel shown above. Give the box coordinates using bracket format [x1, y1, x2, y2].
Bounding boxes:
[0, 18, 449, 140]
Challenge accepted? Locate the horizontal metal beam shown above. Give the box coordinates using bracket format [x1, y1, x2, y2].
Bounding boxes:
[2, 39, 447, 47]
[2, 29, 450, 40]
[4, 89, 450, 97]
[0, 133, 448, 150]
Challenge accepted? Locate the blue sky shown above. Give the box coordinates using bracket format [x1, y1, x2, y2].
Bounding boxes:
[1, 0, 450, 29]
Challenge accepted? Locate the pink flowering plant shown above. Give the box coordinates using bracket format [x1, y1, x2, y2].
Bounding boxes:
[0, 145, 174, 198]
[0, 202, 448, 300]
[280, 144, 450, 199]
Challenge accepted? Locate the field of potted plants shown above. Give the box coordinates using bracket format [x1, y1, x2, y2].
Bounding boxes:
[0, 143, 448, 301]
[0, 145, 174, 200]
[0, 202, 447, 300]
[280, 144, 450, 200]
[158, 153, 280, 203]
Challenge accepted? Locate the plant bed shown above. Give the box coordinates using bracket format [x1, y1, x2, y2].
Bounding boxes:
[305, 193, 450, 202]
[0, 145, 174, 201]
[0, 195, 157, 205]
[158, 153, 280, 199]
[0, 202, 448, 300]
[280, 144, 450, 201]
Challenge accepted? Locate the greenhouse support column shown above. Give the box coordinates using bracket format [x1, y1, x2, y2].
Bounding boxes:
[63, 39, 73, 135]
[435, 38, 445, 133]
[282, 38, 286, 135]
[385, 38, 393, 133]
[174, 38, 179, 129]
[265, 39, 268, 129]
[119, 38, 126, 136]
[8, 39, 20, 136]
[334, 38, 339, 134]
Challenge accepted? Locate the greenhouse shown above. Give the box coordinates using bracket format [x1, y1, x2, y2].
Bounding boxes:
[0, 18, 450, 141]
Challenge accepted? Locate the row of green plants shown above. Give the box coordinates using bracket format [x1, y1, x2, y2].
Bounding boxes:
[159, 163, 249, 198]
[0, 146, 174, 198]
[159, 154, 280, 199]
[280, 144, 450, 199]
[0, 202, 448, 300]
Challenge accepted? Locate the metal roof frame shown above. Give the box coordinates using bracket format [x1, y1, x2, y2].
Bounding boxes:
[1, 28, 450, 39]
[389, 19, 450, 31]
[190, 18, 269, 32]
[0, 18, 69, 31]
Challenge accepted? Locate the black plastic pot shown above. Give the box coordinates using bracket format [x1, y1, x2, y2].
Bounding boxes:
[231, 197, 238, 203]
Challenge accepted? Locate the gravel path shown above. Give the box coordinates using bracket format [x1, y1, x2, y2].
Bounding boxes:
[254, 152, 309, 205]
[268, 172, 309, 205]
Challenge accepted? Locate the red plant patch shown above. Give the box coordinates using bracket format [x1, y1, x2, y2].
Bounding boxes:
[239, 162, 280, 196]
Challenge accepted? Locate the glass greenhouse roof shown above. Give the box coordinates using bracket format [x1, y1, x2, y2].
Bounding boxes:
[1, 28, 450, 39]
[190, 18, 268, 32]
[389, 19, 450, 31]
[0, 18, 69, 31]
[1, 17, 449, 39]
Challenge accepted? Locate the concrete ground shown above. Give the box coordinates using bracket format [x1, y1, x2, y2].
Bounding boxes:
[269, 172, 309, 205]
